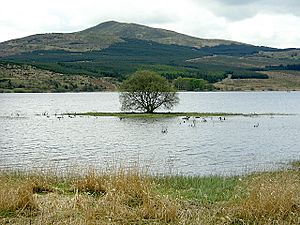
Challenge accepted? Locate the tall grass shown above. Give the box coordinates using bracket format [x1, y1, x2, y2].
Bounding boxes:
[0, 172, 36, 218]
[0, 168, 180, 224]
[0, 165, 299, 224]
[227, 171, 300, 224]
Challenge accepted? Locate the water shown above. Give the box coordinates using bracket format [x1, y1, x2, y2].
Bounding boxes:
[0, 92, 299, 176]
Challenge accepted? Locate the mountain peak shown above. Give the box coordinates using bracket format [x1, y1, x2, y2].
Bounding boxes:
[80, 20, 240, 48]
[84, 20, 123, 31]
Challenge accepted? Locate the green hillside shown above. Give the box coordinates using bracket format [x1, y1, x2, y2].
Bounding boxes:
[1, 21, 300, 92]
[1, 38, 283, 82]
[0, 62, 117, 93]
[0, 21, 239, 57]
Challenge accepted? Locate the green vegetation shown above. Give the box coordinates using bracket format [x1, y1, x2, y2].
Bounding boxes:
[0, 62, 117, 93]
[3, 39, 298, 93]
[154, 175, 240, 204]
[0, 162, 299, 224]
[231, 71, 269, 79]
[174, 77, 212, 91]
[291, 160, 300, 169]
[215, 70, 300, 91]
[2, 40, 280, 84]
[1, 40, 231, 82]
[66, 112, 287, 118]
[0, 21, 239, 58]
[119, 71, 178, 113]
[257, 49, 300, 59]
[1, 21, 300, 92]
[266, 63, 300, 71]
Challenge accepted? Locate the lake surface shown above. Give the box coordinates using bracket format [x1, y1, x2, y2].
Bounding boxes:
[0, 92, 299, 176]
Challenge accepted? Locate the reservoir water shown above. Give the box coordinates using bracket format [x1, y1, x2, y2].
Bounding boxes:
[0, 92, 299, 175]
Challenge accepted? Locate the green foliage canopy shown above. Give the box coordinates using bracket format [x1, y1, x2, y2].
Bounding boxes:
[174, 77, 209, 91]
[119, 71, 179, 113]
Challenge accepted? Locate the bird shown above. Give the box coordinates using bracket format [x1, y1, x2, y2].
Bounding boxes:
[161, 127, 168, 133]
[182, 116, 190, 120]
[57, 115, 64, 120]
[192, 119, 196, 126]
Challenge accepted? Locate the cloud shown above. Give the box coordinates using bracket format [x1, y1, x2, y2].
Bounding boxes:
[225, 13, 300, 48]
[0, 0, 299, 48]
[198, 0, 300, 21]
[214, 0, 261, 5]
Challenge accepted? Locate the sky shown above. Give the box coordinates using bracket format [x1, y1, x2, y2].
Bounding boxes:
[0, 0, 299, 48]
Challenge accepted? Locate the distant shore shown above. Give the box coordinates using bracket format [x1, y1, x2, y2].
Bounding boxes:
[0, 161, 299, 224]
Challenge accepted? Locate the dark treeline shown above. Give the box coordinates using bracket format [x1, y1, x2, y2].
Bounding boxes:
[1, 39, 277, 84]
[266, 64, 300, 71]
[231, 72, 269, 79]
[174, 77, 214, 91]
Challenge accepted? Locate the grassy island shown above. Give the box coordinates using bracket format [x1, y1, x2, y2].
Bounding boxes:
[0, 161, 299, 224]
[64, 112, 289, 118]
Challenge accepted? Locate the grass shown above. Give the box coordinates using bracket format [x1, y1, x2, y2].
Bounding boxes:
[291, 160, 300, 169]
[0, 162, 299, 224]
[65, 111, 289, 118]
[154, 175, 240, 204]
[215, 70, 300, 91]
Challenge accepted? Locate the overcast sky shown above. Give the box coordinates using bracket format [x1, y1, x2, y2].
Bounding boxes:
[1, 0, 299, 48]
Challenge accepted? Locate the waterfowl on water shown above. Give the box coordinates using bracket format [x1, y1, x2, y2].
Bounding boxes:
[161, 127, 168, 133]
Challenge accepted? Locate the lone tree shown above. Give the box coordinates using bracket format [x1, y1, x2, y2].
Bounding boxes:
[119, 71, 179, 113]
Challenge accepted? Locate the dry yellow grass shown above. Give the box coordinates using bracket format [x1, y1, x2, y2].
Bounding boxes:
[72, 169, 180, 224]
[0, 174, 36, 215]
[0, 167, 299, 225]
[0, 169, 181, 224]
[219, 170, 300, 225]
[215, 70, 300, 91]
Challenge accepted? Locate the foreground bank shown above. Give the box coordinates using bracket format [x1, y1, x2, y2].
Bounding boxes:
[1, 162, 299, 225]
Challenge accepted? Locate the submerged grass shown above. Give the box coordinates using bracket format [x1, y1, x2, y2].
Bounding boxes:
[0, 163, 299, 224]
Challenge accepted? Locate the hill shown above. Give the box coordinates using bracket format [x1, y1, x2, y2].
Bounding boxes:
[0, 21, 300, 92]
[0, 62, 117, 93]
[0, 21, 240, 57]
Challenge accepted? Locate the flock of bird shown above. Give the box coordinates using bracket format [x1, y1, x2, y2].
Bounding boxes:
[39, 111, 77, 120]
[161, 115, 260, 133]
[25, 111, 261, 132]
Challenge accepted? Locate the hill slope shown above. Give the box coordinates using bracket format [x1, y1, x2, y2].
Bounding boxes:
[1, 21, 300, 92]
[0, 21, 240, 57]
[0, 62, 117, 93]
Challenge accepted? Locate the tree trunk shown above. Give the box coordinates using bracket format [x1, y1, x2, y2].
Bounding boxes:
[146, 108, 154, 113]
[145, 104, 155, 113]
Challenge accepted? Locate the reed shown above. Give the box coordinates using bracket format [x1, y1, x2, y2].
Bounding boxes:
[0, 164, 299, 225]
[226, 170, 300, 224]
[0, 173, 36, 217]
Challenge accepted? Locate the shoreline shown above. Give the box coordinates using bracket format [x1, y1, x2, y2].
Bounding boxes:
[64, 111, 293, 118]
[0, 161, 299, 224]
